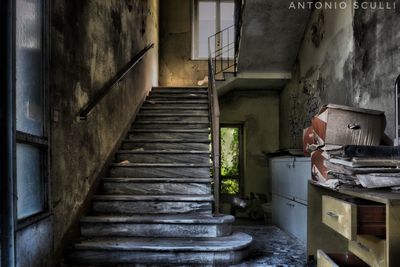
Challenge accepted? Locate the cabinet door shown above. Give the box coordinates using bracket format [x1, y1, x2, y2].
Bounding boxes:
[271, 158, 292, 198]
[290, 160, 311, 204]
[288, 201, 307, 244]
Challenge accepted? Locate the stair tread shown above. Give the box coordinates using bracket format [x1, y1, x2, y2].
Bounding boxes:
[138, 114, 209, 117]
[73, 232, 251, 252]
[135, 121, 209, 124]
[131, 129, 209, 133]
[145, 100, 208, 103]
[111, 163, 211, 167]
[148, 94, 208, 98]
[117, 150, 210, 154]
[93, 195, 214, 201]
[153, 86, 208, 90]
[141, 106, 209, 110]
[103, 178, 213, 183]
[81, 214, 234, 224]
[123, 139, 211, 143]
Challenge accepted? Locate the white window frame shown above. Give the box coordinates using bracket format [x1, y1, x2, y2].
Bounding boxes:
[191, 0, 235, 60]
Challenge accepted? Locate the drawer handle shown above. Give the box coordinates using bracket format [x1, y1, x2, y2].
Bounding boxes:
[348, 123, 361, 130]
[326, 211, 339, 219]
[286, 202, 295, 207]
[357, 242, 370, 252]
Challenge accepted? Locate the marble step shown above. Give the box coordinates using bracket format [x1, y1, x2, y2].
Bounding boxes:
[80, 214, 234, 238]
[133, 121, 210, 129]
[148, 94, 208, 100]
[128, 130, 209, 140]
[121, 139, 210, 150]
[116, 150, 210, 164]
[67, 232, 252, 265]
[151, 86, 208, 92]
[140, 108, 209, 115]
[109, 163, 211, 178]
[103, 180, 211, 195]
[92, 195, 213, 215]
[143, 102, 209, 109]
[136, 114, 209, 123]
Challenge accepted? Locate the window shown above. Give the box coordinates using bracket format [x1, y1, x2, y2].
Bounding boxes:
[220, 125, 243, 196]
[192, 0, 235, 59]
[15, 0, 48, 222]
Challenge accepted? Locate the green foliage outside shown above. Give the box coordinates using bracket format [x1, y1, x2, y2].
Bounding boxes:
[220, 127, 240, 195]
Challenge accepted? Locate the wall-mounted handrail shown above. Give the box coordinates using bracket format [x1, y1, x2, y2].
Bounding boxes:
[78, 43, 154, 120]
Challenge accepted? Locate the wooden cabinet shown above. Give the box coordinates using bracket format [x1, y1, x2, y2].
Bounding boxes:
[308, 181, 400, 267]
[270, 157, 311, 243]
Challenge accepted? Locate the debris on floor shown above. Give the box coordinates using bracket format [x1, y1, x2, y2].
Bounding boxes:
[232, 223, 306, 266]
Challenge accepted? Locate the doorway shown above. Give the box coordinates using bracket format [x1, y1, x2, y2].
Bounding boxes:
[220, 125, 243, 198]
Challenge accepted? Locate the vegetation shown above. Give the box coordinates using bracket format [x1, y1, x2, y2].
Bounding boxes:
[220, 127, 240, 195]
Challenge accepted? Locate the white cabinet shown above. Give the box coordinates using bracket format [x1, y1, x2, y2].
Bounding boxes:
[271, 156, 311, 243]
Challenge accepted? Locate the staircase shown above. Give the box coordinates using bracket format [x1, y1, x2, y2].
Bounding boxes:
[67, 87, 252, 266]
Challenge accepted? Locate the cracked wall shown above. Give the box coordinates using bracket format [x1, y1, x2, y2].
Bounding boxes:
[280, 2, 400, 148]
[48, 0, 159, 263]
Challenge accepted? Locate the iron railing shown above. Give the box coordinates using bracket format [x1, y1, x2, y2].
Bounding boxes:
[207, 1, 245, 214]
[78, 43, 154, 120]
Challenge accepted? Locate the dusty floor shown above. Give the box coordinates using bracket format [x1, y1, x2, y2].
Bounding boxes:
[232, 221, 307, 267]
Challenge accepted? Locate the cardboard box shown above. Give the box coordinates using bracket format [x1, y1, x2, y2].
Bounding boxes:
[312, 104, 385, 146]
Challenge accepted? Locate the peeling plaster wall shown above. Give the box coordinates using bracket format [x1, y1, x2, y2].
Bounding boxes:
[280, 1, 400, 148]
[159, 0, 208, 86]
[49, 0, 159, 261]
[220, 91, 280, 200]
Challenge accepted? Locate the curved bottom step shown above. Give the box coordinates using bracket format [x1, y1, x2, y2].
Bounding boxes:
[68, 232, 252, 265]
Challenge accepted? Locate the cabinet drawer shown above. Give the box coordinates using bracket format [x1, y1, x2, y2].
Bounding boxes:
[322, 195, 385, 240]
[348, 235, 386, 267]
[317, 250, 368, 267]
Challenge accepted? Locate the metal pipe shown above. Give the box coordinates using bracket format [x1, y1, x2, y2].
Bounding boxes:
[1, 0, 16, 265]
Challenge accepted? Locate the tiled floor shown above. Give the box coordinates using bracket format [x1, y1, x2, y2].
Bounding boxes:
[232, 221, 307, 267]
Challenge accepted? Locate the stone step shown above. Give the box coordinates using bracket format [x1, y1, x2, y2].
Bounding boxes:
[141, 106, 209, 110]
[136, 115, 209, 123]
[103, 178, 211, 195]
[121, 140, 210, 150]
[80, 214, 234, 238]
[148, 93, 208, 99]
[109, 163, 211, 178]
[143, 102, 209, 109]
[92, 195, 213, 215]
[133, 121, 210, 129]
[140, 108, 209, 115]
[150, 90, 208, 94]
[67, 232, 252, 265]
[151, 86, 208, 92]
[128, 130, 209, 140]
[116, 150, 210, 164]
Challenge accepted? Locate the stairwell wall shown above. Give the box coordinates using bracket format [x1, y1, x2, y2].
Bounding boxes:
[159, 0, 209, 86]
[280, 2, 400, 148]
[49, 0, 159, 262]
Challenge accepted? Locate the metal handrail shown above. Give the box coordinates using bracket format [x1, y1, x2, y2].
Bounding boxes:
[207, 1, 245, 215]
[78, 43, 154, 120]
[208, 57, 221, 215]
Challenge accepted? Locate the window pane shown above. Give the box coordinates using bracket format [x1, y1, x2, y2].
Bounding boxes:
[221, 127, 240, 177]
[16, 143, 44, 219]
[198, 1, 216, 58]
[221, 179, 239, 195]
[220, 1, 235, 57]
[16, 0, 44, 136]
